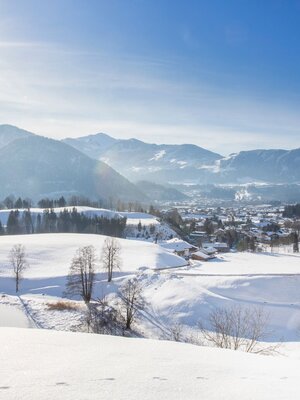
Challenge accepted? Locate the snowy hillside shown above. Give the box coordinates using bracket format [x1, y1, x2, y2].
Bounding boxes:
[0, 233, 300, 341]
[0, 233, 187, 283]
[63, 133, 222, 182]
[1, 327, 300, 400]
[63, 130, 300, 184]
[217, 148, 300, 183]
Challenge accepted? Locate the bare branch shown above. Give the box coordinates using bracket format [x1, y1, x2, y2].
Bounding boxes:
[198, 305, 277, 354]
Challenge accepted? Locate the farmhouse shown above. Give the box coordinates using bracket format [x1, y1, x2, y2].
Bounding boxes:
[159, 238, 198, 257]
[204, 242, 229, 253]
[191, 250, 215, 261]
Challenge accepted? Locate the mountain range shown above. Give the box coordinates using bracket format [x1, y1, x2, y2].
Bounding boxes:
[64, 132, 300, 184]
[63, 133, 221, 184]
[0, 125, 146, 202]
[0, 124, 299, 203]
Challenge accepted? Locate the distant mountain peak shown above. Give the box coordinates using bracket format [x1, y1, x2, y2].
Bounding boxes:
[0, 134, 146, 201]
[0, 124, 35, 149]
[62, 132, 223, 183]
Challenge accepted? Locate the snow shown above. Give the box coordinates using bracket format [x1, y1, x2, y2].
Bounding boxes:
[0, 233, 187, 292]
[1, 327, 300, 400]
[159, 238, 195, 252]
[186, 251, 300, 275]
[127, 250, 300, 341]
[149, 150, 166, 161]
[191, 250, 212, 260]
[0, 304, 32, 328]
[1, 235, 300, 342]
[0, 206, 159, 228]
[134, 251, 300, 341]
[0, 234, 300, 400]
[0, 232, 300, 349]
[121, 211, 159, 226]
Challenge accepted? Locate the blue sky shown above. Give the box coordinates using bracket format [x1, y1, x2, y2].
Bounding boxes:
[0, 0, 300, 154]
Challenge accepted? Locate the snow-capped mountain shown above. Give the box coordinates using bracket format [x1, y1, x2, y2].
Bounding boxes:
[217, 148, 300, 183]
[1, 125, 299, 195]
[63, 133, 222, 182]
[64, 132, 300, 184]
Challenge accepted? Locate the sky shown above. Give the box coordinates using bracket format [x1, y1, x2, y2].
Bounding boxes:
[0, 0, 300, 154]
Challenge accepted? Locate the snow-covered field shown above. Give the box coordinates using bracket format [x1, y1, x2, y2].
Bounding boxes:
[0, 233, 300, 341]
[0, 233, 187, 331]
[0, 233, 186, 275]
[1, 233, 300, 398]
[1, 328, 300, 400]
[184, 251, 300, 275]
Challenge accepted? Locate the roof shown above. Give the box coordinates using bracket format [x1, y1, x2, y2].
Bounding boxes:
[202, 246, 217, 254]
[159, 238, 196, 252]
[192, 251, 211, 260]
[211, 242, 229, 249]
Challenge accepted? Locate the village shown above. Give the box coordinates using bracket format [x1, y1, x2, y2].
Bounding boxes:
[153, 203, 300, 263]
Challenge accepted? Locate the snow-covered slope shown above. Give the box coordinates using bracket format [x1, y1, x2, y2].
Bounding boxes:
[1, 234, 300, 340]
[217, 148, 300, 183]
[63, 131, 300, 184]
[63, 133, 222, 182]
[0, 233, 187, 287]
[1, 327, 300, 400]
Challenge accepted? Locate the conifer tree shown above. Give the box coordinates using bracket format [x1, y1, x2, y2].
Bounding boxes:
[293, 232, 299, 253]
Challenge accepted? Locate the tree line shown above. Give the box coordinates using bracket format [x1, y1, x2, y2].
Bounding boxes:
[283, 204, 300, 218]
[1, 208, 127, 237]
[0, 195, 150, 213]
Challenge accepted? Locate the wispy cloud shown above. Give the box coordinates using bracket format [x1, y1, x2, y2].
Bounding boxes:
[0, 41, 43, 48]
[0, 40, 299, 154]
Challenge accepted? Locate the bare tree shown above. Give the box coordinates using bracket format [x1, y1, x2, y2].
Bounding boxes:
[170, 322, 184, 342]
[119, 277, 145, 330]
[9, 244, 28, 292]
[101, 237, 121, 282]
[65, 245, 97, 303]
[199, 305, 277, 354]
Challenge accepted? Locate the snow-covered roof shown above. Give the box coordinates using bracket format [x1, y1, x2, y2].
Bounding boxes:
[159, 238, 196, 252]
[202, 246, 217, 254]
[211, 242, 229, 249]
[192, 251, 211, 260]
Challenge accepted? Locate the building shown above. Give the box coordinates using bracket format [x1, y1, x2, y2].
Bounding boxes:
[191, 250, 215, 261]
[159, 238, 198, 258]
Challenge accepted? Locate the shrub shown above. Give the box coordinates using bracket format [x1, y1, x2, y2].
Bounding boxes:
[46, 301, 78, 311]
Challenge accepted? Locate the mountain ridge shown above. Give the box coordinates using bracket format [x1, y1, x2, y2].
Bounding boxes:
[0, 130, 147, 201]
[63, 131, 300, 184]
[1, 125, 300, 188]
